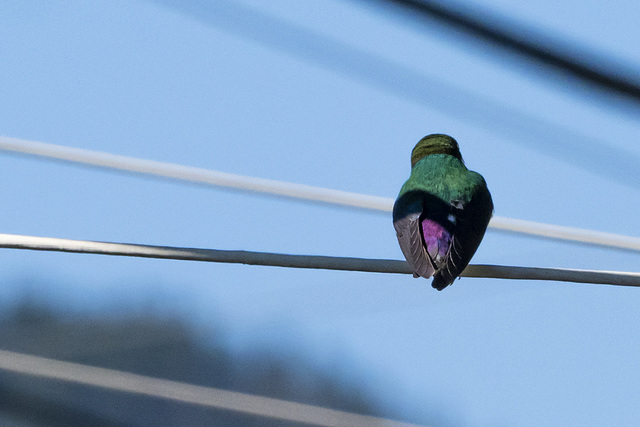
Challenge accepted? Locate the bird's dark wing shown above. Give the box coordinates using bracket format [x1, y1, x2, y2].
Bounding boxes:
[393, 211, 435, 279]
[432, 185, 493, 290]
[393, 191, 436, 279]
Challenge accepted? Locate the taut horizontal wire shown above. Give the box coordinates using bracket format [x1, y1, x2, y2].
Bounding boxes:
[488, 217, 640, 252]
[1, 233, 639, 286]
[0, 349, 424, 427]
[0, 136, 391, 211]
[2, 136, 640, 252]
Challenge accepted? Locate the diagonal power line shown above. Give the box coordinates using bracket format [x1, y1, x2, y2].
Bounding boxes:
[1, 233, 640, 286]
[0, 349, 425, 427]
[2, 136, 640, 253]
[371, 0, 640, 105]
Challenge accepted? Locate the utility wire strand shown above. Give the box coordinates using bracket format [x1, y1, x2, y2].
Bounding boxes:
[0, 349, 424, 427]
[1, 233, 640, 287]
[376, 0, 640, 105]
[0, 136, 391, 211]
[2, 136, 640, 253]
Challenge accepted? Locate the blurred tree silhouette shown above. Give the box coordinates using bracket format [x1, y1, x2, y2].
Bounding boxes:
[0, 292, 381, 426]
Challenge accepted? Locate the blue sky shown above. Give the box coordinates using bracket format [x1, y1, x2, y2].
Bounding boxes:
[2, 0, 640, 425]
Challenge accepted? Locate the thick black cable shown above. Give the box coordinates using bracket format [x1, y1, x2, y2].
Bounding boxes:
[374, 0, 640, 104]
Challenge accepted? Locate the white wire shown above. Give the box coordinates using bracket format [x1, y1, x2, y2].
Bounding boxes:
[488, 216, 640, 251]
[0, 136, 391, 211]
[1, 136, 640, 252]
[0, 349, 424, 427]
[1, 233, 640, 286]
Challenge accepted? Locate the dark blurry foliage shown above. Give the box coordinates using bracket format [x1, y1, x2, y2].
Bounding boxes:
[0, 297, 381, 426]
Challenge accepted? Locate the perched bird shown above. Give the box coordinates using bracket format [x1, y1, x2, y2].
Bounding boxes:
[393, 134, 493, 290]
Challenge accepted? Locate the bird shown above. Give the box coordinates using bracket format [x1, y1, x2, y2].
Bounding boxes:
[393, 134, 493, 290]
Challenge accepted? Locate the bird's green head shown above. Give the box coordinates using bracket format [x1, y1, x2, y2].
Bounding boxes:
[411, 134, 463, 167]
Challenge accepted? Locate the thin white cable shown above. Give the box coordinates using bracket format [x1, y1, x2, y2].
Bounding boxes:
[1, 233, 639, 286]
[0, 349, 424, 427]
[488, 216, 640, 252]
[1, 136, 639, 252]
[0, 136, 391, 211]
